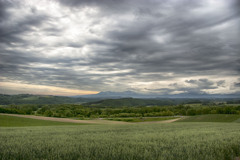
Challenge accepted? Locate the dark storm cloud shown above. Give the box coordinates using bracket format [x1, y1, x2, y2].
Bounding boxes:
[234, 83, 240, 88]
[58, 0, 131, 14]
[65, 0, 240, 77]
[185, 79, 217, 90]
[154, 79, 223, 94]
[0, 0, 239, 94]
[0, 0, 20, 21]
[217, 80, 225, 87]
[179, 79, 228, 94]
[145, 78, 227, 95]
[234, 78, 240, 88]
[0, 1, 9, 21]
[0, 0, 49, 45]
[0, 48, 128, 91]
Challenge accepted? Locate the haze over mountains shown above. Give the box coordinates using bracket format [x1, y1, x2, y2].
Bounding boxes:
[77, 91, 240, 99]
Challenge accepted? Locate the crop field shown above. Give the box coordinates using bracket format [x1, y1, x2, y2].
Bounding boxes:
[1, 116, 240, 160]
[0, 115, 85, 127]
[177, 114, 240, 122]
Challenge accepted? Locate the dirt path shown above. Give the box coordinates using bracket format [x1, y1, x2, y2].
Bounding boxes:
[0, 113, 183, 124]
[0, 113, 128, 124]
[134, 118, 182, 124]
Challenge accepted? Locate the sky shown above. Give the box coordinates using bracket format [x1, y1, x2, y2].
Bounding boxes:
[0, 0, 239, 96]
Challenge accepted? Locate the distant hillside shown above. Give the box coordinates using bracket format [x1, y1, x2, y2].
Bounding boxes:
[77, 91, 240, 99]
[0, 94, 239, 106]
[0, 94, 99, 105]
[83, 98, 176, 107]
[83, 98, 216, 107]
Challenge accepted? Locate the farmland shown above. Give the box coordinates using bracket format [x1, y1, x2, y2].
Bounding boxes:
[0, 114, 85, 127]
[107, 116, 178, 122]
[177, 114, 240, 122]
[0, 114, 240, 160]
[1, 96, 240, 160]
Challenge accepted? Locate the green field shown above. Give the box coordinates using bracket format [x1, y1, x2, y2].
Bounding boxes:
[1, 123, 240, 160]
[177, 114, 240, 122]
[1, 115, 240, 159]
[107, 117, 177, 122]
[0, 115, 85, 127]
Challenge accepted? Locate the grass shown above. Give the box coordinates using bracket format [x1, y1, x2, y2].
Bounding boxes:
[107, 117, 177, 122]
[0, 123, 240, 160]
[176, 114, 240, 122]
[234, 118, 240, 123]
[22, 96, 39, 100]
[0, 115, 86, 127]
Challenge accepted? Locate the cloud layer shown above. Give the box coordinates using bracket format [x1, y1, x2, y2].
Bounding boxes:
[0, 0, 239, 95]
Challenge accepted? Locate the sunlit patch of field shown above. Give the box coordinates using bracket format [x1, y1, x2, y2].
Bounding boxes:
[176, 114, 240, 122]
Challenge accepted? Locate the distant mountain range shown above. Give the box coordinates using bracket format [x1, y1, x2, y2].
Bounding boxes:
[0, 93, 239, 105]
[74, 91, 240, 99]
[0, 94, 99, 105]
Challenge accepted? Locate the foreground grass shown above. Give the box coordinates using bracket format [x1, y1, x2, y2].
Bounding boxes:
[107, 117, 177, 122]
[176, 114, 240, 122]
[0, 115, 85, 127]
[1, 123, 240, 160]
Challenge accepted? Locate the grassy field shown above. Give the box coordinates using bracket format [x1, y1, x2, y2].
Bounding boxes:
[0, 122, 240, 159]
[107, 117, 177, 122]
[176, 114, 240, 122]
[1, 114, 240, 159]
[0, 115, 86, 127]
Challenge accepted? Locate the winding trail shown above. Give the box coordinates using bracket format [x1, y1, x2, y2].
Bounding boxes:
[0, 113, 182, 124]
[0, 113, 128, 124]
[135, 118, 182, 124]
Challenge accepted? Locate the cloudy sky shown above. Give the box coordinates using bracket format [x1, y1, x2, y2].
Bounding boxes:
[0, 0, 239, 96]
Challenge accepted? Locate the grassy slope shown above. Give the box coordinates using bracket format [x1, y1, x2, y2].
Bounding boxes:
[107, 117, 177, 122]
[176, 114, 240, 122]
[0, 123, 240, 160]
[0, 115, 85, 127]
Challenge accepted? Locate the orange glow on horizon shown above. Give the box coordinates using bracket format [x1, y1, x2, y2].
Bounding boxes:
[0, 82, 99, 96]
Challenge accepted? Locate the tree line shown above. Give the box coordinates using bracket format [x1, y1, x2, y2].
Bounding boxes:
[0, 104, 240, 118]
